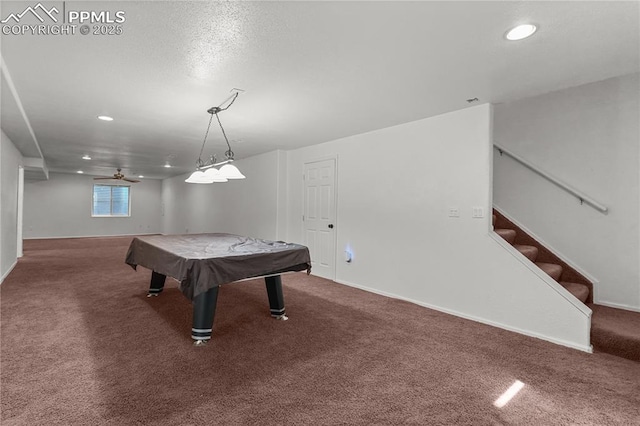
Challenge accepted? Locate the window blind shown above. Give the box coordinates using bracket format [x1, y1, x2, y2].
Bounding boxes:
[92, 184, 130, 217]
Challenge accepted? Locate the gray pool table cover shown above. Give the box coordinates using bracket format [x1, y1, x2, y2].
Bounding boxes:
[125, 233, 312, 300]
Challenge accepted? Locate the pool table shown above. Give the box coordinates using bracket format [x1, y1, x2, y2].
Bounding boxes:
[125, 233, 311, 345]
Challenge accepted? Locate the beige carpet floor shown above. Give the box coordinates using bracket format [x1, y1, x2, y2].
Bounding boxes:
[1, 237, 639, 425]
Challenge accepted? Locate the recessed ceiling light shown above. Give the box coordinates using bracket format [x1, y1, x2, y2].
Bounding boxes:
[77, 170, 84, 174]
[82, 155, 91, 160]
[505, 24, 537, 41]
[97, 115, 114, 121]
[164, 164, 171, 168]
[138, 175, 144, 178]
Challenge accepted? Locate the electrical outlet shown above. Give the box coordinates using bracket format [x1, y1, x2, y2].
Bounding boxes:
[448, 208, 460, 218]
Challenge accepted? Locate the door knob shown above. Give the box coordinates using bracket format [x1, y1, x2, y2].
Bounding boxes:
[328, 224, 334, 229]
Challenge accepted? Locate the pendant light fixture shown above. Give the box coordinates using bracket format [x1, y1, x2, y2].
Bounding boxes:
[186, 90, 245, 184]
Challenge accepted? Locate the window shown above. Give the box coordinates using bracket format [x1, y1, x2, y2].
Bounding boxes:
[92, 184, 131, 217]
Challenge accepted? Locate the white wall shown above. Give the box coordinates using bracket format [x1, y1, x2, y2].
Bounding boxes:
[283, 104, 591, 351]
[162, 150, 281, 241]
[1, 130, 23, 282]
[493, 73, 640, 311]
[23, 172, 162, 238]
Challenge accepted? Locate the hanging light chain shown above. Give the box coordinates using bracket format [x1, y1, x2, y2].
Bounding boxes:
[196, 91, 240, 168]
[215, 113, 234, 160]
[197, 112, 215, 166]
[217, 91, 238, 112]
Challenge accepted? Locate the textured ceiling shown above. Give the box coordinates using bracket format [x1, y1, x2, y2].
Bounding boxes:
[1, 1, 638, 179]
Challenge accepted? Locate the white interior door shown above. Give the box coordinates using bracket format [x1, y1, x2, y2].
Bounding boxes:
[303, 158, 336, 280]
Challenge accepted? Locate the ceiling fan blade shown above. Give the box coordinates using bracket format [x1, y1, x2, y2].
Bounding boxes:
[93, 169, 138, 182]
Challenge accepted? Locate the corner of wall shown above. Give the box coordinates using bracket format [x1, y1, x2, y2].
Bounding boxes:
[1, 130, 24, 281]
[275, 150, 289, 241]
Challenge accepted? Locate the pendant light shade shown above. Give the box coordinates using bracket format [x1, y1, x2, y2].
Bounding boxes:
[185, 170, 213, 184]
[218, 163, 246, 179]
[204, 167, 228, 182]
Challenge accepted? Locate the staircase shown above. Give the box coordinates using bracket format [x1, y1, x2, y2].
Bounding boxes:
[493, 209, 640, 362]
[493, 209, 591, 303]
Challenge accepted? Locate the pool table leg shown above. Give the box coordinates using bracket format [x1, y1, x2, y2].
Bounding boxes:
[265, 275, 288, 321]
[192, 286, 220, 346]
[147, 271, 166, 297]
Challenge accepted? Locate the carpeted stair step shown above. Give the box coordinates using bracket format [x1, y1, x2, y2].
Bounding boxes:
[495, 229, 516, 244]
[535, 262, 563, 281]
[493, 209, 594, 304]
[560, 282, 589, 303]
[492, 214, 496, 227]
[514, 244, 538, 262]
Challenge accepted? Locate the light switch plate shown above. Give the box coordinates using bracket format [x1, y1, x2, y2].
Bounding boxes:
[449, 208, 460, 218]
[472, 207, 484, 218]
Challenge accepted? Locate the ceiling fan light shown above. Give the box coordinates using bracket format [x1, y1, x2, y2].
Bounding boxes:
[218, 163, 245, 179]
[185, 170, 214, 184]
[203, 167, 229, 182]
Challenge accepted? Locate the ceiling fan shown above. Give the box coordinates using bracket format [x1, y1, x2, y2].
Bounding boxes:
[93, 168, 140, 183]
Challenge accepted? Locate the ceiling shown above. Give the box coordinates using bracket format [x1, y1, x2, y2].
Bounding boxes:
[1, 1, 639, 180]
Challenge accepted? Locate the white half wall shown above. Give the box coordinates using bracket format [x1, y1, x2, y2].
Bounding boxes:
[162, 150, 282, 241]
[493, 73, 640, 311]
[23, 172, 162, 239]
[1, 130, 23, 282]
[284, 104, 591, 351]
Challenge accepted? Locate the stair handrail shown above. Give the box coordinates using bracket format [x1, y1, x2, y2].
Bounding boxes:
[494, 143, 608, 214]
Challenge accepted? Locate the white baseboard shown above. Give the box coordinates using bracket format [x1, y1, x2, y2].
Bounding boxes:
[0, 260, 18, 284]
[335, 278, 593, 354]
[594, 301, 640, 313]
[24, 232, 159, 240]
